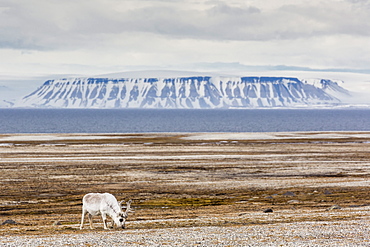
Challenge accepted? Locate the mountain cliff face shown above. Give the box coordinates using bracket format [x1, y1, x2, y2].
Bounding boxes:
[18, 76, 349, 108]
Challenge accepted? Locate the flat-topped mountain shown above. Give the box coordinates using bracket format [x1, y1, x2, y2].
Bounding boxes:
[17, 75, 349, 108]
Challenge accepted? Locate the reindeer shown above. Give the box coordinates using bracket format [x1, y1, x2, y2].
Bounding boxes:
[80, 193, 134, 230]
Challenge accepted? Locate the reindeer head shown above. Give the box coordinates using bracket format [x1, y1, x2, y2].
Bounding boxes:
[117, 199, 134, 229]
[114, 212, 126, 229]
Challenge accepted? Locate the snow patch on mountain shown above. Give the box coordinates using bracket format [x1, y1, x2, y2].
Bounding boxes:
[16, 75, 351, 109]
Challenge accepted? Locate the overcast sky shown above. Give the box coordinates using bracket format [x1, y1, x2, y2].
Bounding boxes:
[1, 0, 370, 79]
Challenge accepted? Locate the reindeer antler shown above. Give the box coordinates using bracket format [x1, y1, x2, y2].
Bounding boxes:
[125, 200, 135, 213]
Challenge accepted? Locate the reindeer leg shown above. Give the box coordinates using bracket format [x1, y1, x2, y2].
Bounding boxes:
[88, 213, 94, 229]
[80, 209, 86, 230]
[102, 213, 109, 230]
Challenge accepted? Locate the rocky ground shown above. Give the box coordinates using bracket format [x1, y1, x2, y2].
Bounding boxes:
[0, 132, 370, 246]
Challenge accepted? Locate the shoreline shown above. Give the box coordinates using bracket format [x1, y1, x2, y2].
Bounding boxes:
[1, 130, 370, 141]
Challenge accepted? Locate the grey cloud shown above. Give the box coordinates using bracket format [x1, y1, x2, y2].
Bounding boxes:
[80, 1, 370, 40]
[278, 3, 370, 37]
[0, 0, 126, 50]
[347, 0, 370, 4]
[1, 0, 370, 51]
[207, 3, 261, 15]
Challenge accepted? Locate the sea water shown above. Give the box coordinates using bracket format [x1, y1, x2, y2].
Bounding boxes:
[0, 108, 370, 133]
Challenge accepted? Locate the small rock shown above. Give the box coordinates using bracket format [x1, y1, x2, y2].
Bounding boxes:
[53, 221, 62, 226]
[2, 219, 17, 225]
[263, 208, 273, 213]
[326, 205, 342, 211]
[283, 191, 296, 197]
[287, 200, 300, 204]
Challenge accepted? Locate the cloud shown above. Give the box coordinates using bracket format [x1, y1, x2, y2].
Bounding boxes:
[1, 0, 370, 77]
[0, 0, 121, 50]
[1, 0, 370, 51]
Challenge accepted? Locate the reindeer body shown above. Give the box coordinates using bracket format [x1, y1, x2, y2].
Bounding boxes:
[80, 193, 133, 230]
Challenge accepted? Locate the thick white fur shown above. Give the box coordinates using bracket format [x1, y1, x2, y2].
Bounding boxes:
[80, 193, 133, 230]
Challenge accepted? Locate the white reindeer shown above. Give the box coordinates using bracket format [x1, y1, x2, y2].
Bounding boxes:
[80, 193, 133, 230]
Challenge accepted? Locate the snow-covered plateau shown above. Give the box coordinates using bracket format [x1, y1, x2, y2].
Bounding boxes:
[15, 74, 354, 109]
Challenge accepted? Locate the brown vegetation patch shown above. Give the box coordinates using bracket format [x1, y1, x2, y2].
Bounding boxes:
[1, 132, 370, 236]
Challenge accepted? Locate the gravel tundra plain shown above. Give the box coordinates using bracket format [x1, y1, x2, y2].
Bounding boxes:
[0, 132, 370, 246]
